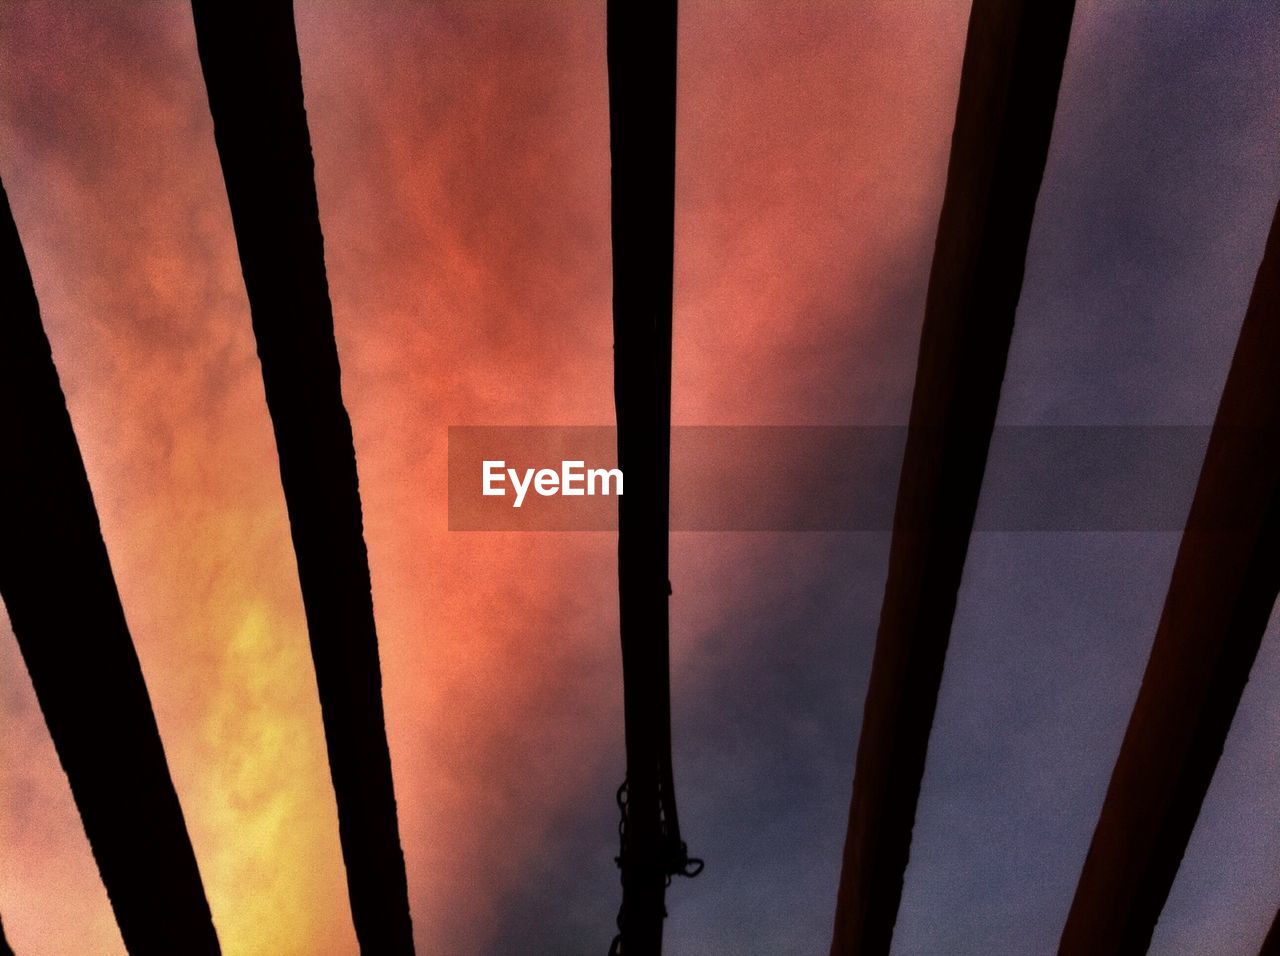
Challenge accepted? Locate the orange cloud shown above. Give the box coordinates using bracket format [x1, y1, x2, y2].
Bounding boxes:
[0, 1, 965, 952]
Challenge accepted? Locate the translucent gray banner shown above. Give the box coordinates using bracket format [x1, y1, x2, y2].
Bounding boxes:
[447, 425, 1268, 531]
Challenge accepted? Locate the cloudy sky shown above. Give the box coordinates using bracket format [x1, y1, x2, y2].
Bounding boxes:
[0, 1, 1277, 953]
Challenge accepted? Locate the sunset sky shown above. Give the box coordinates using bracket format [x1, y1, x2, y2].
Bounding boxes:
[0, 1, 1278, 953]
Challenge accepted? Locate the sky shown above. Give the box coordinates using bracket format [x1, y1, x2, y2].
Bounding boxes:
[0, 1, 1277, 954]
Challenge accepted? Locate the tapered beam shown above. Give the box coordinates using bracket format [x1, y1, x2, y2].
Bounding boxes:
[1059, 203, 1280, 953]
[607, 0, 691, 952]
[1263, 907, 1280, 956]
[829, 3, 1075, 952]
[0, 180, 219, 953]
[189, 3, 414, 951]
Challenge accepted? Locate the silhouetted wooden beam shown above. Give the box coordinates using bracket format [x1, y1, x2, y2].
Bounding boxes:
[0, 912, 14, 956]
[0, 181, 220, 953]
[188, 3, 414, 952]
[1263, 907, 1280, 956]
[1059, 203, 1280, 954]
[607, 0, 689, 952]
[829, 3, 1075, 952]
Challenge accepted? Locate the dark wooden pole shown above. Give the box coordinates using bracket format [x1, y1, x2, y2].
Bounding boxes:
[0, 180, 220, 954]
[1059, 203, 1280, 954]
[188, 3, 414, 951]
[1262, 907, 1280, 956]
[607, 0, 689, 952]
[829, 2, 1075, 952]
